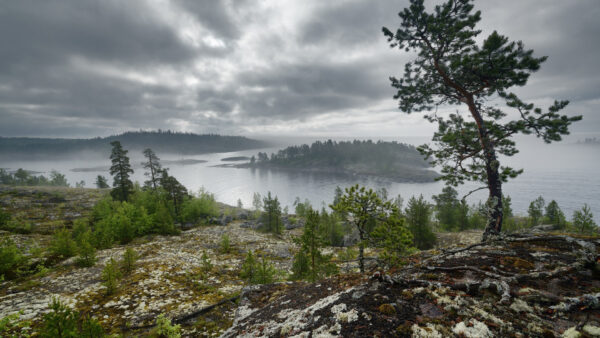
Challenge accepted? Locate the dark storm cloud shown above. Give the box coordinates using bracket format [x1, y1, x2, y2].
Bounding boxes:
[236, 60, 396, 119]
[299, 0, 402, 46]
[0, 0, 197, 71]
[0, 0, 598, 137]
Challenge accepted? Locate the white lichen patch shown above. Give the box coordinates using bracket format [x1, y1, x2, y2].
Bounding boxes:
[562, 326, 581, 338]
[510, 299, 534, 313]
[412, 323, 443, 338]
[583, 325, 600, 336]
[330, 303, 358, 323]
[452, 319, 493, 338]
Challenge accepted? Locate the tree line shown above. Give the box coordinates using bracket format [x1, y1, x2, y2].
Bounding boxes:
[252, 139, 430, 170]
[0, 169, 70, 187]
[0, 130, 267, 160]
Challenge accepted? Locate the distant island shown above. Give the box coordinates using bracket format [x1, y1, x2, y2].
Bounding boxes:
[0, 130, 268, 160]
[221, 156, 250, 162]
[233, 140, 439, 182]
[576, 137, 600, 145]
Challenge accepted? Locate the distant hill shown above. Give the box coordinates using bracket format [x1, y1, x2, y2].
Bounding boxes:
[0, 131, 268, 160]
[236, 140, 439, 182]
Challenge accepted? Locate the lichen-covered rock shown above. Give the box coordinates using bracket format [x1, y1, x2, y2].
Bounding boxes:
[224, 234, 600, 337]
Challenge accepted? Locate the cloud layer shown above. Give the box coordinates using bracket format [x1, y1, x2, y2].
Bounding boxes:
[0, 0, 598, 138]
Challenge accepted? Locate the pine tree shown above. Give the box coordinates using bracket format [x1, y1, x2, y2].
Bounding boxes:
[261, 192, 283, 234]
[330, 184, 397, 273]
[432, 186, 459, 231]
[159, 169, 188, 221]
[142, 148, 162, 191]
[573, 204, 597, 234]
[383, 0, 581, 240]
[545, 200, 566, 229]
[291, 209, 337, 282]
[370, 216, 414, 268]
[95, 175, 109, 189]
[404, 195, 436, 250]
[528, 196, 545, 226]
[109, 141, 134, 202]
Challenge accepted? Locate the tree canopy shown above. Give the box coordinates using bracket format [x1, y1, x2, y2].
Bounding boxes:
[383, 0, 581, 239]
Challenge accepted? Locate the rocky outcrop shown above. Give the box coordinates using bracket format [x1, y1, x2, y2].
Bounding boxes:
[224, 233, 600, 337]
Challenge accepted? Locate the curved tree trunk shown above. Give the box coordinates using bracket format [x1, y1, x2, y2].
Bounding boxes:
[466, 99, 503, 240]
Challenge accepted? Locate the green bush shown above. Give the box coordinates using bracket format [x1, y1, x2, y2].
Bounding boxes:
[290, 210, 337, 282]
[101, 258, 122, 296]
[0, 209, 11, 228]
[0, 238, 28, 280]
[150, 314, 181, 338]
[50, 228, 77, 259]
[572, 204, 597, 234]
[181, 191, 219, 224]
[0, 311, 32, 336]
[39, 298, 78, 338]
[371, 216, 414, 268]
[219, 234, 231, 254]
[120, 248, 138, 275]
[1, 217, 34, 234]
[76, 231, 96, 268]
[39, 298, 104, 338]
[200, 251, 213, 274]
[405, 195, 436, 250]
[240, 251, 278, 285]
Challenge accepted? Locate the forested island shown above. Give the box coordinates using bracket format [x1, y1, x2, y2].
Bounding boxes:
[0, 130, 268, 160]
[235, 140, 439, 182]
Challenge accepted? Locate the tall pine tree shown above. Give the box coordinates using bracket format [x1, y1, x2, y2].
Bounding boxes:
[383, 0, 581, 240]
[142, 148, 162, 191]
[109, 141, 133, 202]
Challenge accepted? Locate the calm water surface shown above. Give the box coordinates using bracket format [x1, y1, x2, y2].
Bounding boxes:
[2, 136, 599, 218]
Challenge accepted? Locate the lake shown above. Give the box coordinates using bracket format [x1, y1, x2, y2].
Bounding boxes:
[2, 135, 599, 219]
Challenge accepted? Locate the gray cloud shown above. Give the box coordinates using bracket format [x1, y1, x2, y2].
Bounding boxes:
[0, 0, 598, 138]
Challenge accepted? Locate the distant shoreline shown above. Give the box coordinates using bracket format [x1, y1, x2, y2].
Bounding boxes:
[71, 159, 207, 172]
[215, 162, 439, 183]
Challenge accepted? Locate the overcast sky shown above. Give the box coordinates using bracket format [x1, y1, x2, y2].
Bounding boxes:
[0, 0, 598, 139]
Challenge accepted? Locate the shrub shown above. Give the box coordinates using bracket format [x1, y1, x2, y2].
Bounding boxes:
[181, 190, 219, 224]
[39, 298, 104, 338]
[290, 210, 337, 282]
[72, 218, 90, 242]
[101, 258, 122, 296]
[219, 234, 231, 254]
[79, 315, 104, 338]
[0, 209, 11, 228]
[0, 238, 28, 280]
[572, 204, 597, 234]
[371, 216, 414, 268]
[260, 192, 283, 234]
[76, 231, 96, 268]
[240, 251, 278, 285]
[200, 251, 213, 274]
[0, 311, 31, 336]
[152, 204, 178, 235]
[39, 298, 79, 338]
[254, 256, 278, 284]
[150, 314, 181, 338]
[240, 251, 256, 283]
[120, 248, 138, 275]
[404, 195, 436, 250]
[50, 228, 77, 259]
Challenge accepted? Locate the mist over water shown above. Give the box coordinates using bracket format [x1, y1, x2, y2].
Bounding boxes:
[2, 134, 599, 219]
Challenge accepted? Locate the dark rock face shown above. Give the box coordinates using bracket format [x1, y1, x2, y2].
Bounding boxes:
[223, 234, 600, 337]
